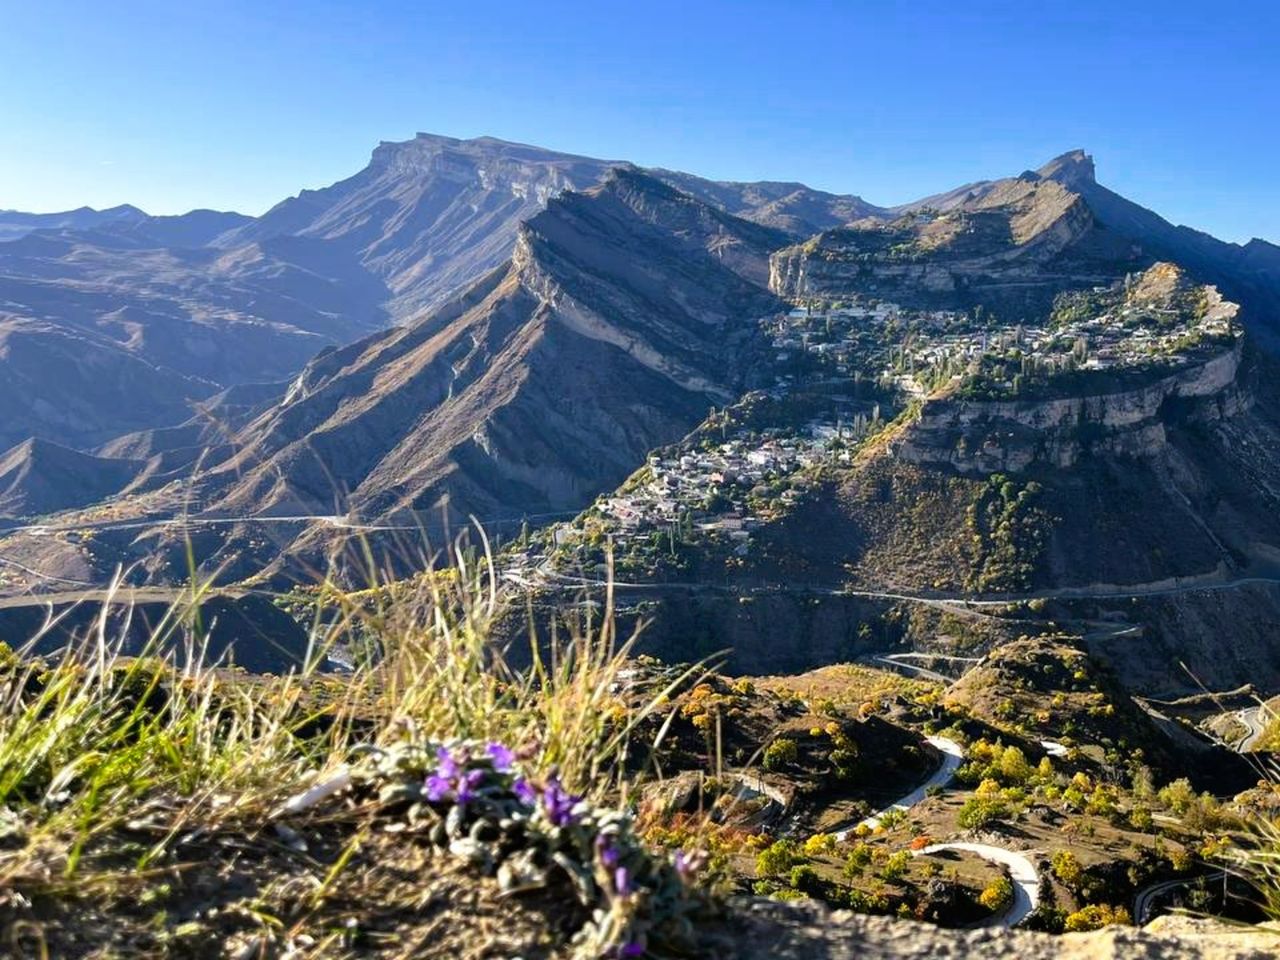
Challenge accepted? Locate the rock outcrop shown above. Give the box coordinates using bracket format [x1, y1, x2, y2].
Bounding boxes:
[725, 902, 1280, 959]
[769, 173, 1139, 319]
[893, 337, 1251, 475]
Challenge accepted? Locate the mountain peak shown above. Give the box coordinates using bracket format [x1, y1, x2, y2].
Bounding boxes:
[1037, 149, 1096, 189]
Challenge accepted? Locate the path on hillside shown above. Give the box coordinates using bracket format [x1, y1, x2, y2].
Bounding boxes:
[917, 842, 1040, 928]
[528, 567, 1280, 609]
[831, 736, 963, 841]
[1134, 871, 1227, 924]
[1236, 706, 1269, 751]
[0, 584, 249, 610]
[5, 531, 1280, 610]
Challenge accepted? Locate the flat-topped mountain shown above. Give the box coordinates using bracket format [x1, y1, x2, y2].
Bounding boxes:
[217, 134, 621, 319]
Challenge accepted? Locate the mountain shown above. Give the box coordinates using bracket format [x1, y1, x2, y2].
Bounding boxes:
[649, 170, 886, 236]
[8, 138, 1277, 460]
[116, 209, 253, 248]
[216, 134, 621, 320]
[0, 228, 390, 449]
[525, 243, 1280, 701]
[901, 151, 1280, 346]
[16, 168, 782, 581]
[770, 164, 1146, 320]
[0, 438, 144, 518]
[0, 204, 147, 242]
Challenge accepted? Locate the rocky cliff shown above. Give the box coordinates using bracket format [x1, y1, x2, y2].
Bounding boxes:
[768, 173, 1139, 318]
[893, 336, 1251, 475]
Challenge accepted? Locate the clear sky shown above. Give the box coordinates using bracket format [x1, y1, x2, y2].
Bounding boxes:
[2, 0, 1276, 243]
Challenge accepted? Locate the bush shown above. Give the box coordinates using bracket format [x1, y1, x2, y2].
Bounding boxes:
[802, 832, 837, 857]
[788, 864, 822, 893]
[756, 838, 801, 877]
[958, 779, 1010, 829]
[879, 850, 912, 882]
[1063, 904, 1131, 931]
[978, 875, 1014, 912]
[843, 842, 873, 879]
[1051, 849, 1083, 889]
[763, 738, 799, 771]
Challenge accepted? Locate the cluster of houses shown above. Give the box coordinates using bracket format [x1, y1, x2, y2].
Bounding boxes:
[500, 288, 1236, 581]
[768, 290, 1236, 399]
[591, 421, 862, 557]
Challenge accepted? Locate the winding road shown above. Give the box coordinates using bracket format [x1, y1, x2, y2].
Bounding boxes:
[1235, 706, 1270, 752]
[820, 733, 1041, 930]
[832, 736, 963, 840]
[918, 842, 1041, 928]
[1134, 871, 1227, 924]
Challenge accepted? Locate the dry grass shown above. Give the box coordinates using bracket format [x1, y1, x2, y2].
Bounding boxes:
[0, 536, 701, 957]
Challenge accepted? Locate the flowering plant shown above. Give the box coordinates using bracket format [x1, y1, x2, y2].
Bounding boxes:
[355, 738, 713, 959]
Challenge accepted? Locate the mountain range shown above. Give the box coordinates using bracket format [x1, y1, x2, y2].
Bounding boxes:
[2, 134, 1280, 600]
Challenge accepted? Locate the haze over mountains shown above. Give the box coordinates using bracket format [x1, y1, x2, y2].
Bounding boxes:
[2, 133, 1280, 597]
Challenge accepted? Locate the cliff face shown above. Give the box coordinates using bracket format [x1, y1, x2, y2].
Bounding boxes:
[769, 175, 1141, 318]
[101, 170, 783, 578]
[893, 338, 1251, 475]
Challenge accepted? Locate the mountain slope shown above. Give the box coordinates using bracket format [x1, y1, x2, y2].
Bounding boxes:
[0, 228, 389, 449]
[903, 151, 1280, 345]
[218, 134, 620, 319]
[0, 438, 144, 517]
[770, 166, 1144, 319]
[100, 169, 783, 577]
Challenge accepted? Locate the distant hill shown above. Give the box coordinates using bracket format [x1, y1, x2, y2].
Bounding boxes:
[0, 204, 147, 242]
[0, 438, 143, 517]
[650, 170, 886, 237]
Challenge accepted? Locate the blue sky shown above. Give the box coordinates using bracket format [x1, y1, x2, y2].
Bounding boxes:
[2, 0, 1276, 242]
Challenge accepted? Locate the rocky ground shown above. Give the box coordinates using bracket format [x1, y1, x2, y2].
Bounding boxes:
[725, 903, 1279, 959]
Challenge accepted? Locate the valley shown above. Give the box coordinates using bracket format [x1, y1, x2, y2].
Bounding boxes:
[1, 138, 1279, 947]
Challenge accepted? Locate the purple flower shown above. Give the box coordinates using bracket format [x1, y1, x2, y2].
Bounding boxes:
[424, 745, 487, 805]
[513, 778, 538, 806]
[613, 866, 632, 897]
[486, 742, 516, 772]
[541, 776, 581, 827]
[424, 774, 452, 803]
[456, 768, 486, 804]
[435, 746, 461, 779]
[596, 833, 620, 868]
[673, 849, 706, 879]
[615, 942, 645, 958]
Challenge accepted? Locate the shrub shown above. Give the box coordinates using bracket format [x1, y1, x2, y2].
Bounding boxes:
[999, 746, 1032, 783]
[843, 842, 873, 878]
[788, 864, 821, 894]
[978, 875, 1014, 912]
[756, 838, 802, 877]
[879, 850, 912, 882]
[763, 738, 799, 771]
[1063, 904, 1131, 931]
[958, 779, 1010, 829]
[802, 832, 837, 857]
[1051, 849, 1083, 889]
